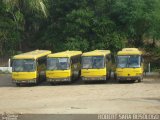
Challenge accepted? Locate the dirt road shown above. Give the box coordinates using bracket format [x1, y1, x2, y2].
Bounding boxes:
[0, 74, 159, 114]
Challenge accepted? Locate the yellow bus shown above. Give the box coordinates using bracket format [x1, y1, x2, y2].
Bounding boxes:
[115, 48, 144, 82]
[81, 50, 111, 81]
[46, 50, 82, 84]
[12, 50, 51, 86]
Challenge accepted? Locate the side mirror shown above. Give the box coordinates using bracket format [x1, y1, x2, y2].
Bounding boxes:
[10, 59, 13, 67]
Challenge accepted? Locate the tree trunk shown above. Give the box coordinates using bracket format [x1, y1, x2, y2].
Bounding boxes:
[152, 38, 156, 47]
[134, 35, 143, 47]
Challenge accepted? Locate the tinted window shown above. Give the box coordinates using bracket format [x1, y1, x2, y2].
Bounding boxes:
[47, 58, 69, 70]
[12, 59, 36, 72]
[117, 55, 141, 68]
[82, 56, 104, 69]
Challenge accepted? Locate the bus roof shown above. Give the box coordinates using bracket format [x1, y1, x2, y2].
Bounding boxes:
[82, 50, 111, 57]
[13, 50, 51, 59]
[117, 49, 142, 55]
[48, 51, 82, 58]
[122, 48, 139, 51]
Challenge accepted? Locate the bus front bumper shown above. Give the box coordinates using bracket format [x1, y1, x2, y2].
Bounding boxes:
[117, 76, 141, 81]
[12, 79, 36, 83]
[81, 76, 106, 81]
[47, 77, 71, 82]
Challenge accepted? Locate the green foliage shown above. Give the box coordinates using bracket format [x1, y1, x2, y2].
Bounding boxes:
[110, 0, 160, 46]
[65, 37, 89, 51]
[0, 0, 160, 57]
[0, 1, 20, 55]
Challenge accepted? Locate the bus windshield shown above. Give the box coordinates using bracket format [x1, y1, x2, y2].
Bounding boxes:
[117, 55, 141, 68]
[47, 58, 69, 70]
[12, 59, 36, 72]
[82, 56, 104, 69]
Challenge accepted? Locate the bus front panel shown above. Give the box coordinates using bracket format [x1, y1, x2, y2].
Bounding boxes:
[116, 68, 143, 81]
[12, 59, 37, 83]
[46, 57, 71, 82]
[81, 56, 107, 81]
[116, 55, 143, 81]
[12, 72, 37, 83]
[81, 69, 107, 80]
[46, 70, 71, 82]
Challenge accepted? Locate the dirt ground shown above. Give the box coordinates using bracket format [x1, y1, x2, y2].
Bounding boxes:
[0, 74, 159, 114]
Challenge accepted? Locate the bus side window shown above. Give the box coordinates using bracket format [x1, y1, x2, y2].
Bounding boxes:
[73, 56, 76, 64]
[106, 56, 109, 63]
[141, 56, 144, 65]
[75, 55, 79, 64]
[78, 55, 81, 64]
[70, 59, 72, 65]
[71, 57, 74, 64]
[107, 54, 111, 62]
[141, 57, 144, 63]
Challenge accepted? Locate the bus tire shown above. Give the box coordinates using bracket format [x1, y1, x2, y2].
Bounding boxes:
[35, 81, 39, 85]
[138, 75, 143, 83]
[115, 75, 119, 83]
[70, 76, 73, 83]
[131, 80, 135, 83]
[78, 70, 81, 78]
[116, 77, 119, 83]
[34, 79, 39, 85]
[83, 80, 89, 84]
[138, 79, 141, 82]
[107, 72, 111, 80]
[50, 82, 56, 85]
[16, 83, 21, 86]
[117, 80, 122, 83]
[138, 77, 142, 83]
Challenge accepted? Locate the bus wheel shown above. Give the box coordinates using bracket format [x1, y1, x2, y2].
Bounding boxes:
[131, 80, 135, 83]
[16, 83, 21, 86]
[138, 76, 143, 83]
[35, 81, 39, 85]
[50, 82, 56, 85]
[116, 78, 120, 83]
[115, 76, 119, 83]
[84, 81, 89, 84]
[138, 78, 142, 83]
[50, 82, 60, 86]
[70, 76, 73, 83]
[107, 72, 110, 79]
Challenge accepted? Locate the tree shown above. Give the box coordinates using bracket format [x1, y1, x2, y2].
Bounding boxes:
[0, 0, 48, 54]
[109, 0, 160, 47]
[0, 0, 160, 57]
[0, 0, 20, 55]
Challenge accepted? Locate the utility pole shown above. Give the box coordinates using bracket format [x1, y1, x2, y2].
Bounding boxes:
[148, 62, 150, 73]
